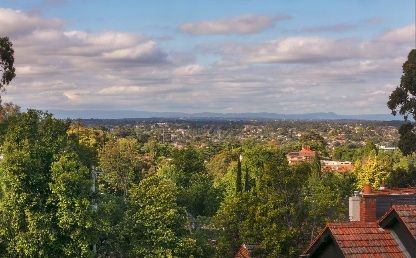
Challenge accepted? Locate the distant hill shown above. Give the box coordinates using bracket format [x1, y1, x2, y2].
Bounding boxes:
[47, 110, 404, 121]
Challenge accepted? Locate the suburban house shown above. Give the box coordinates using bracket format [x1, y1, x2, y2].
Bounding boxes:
[286, 147, 353, 173]
[286, 146, 317, 165]
[234, 244, 261, 258]
[320, 160, 353, 173]
[301, 185, 416, 257]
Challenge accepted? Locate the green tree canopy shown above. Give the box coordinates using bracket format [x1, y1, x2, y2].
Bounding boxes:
[388, 49, 416, 120]
[0, 110, 95, 257]
[120, 176, 203, 257]
[387, 49, 416, 155]
[98, 138, 143, 197]
[0, 37, 16, 92]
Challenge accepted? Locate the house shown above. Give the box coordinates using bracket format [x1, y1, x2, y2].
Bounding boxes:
[234, 243, 261, 258]
[300, 222, 408, 257]
[286, 146, 317, 165]
[348, 184, 416, 222]
[301, 185, 416, 257]
[379, 205, 416, 256]
[377, 144, 397, 152]
[320, 160, 353, 173]
[286, 147, 353, 173]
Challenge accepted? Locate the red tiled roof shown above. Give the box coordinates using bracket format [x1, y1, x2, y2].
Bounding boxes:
[299, 147, 316, 157]
[234, 244, 260, 258]
[304, 222, 406, 257]
[363, 188, 416, 196]
[390, 205, 416, 238]
[328, 222, 405, 257]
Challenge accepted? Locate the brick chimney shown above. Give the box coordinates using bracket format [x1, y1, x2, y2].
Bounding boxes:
[360, 184, 377, 222]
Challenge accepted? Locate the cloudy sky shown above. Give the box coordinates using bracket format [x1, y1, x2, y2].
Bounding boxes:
[0, 0, 415, 115]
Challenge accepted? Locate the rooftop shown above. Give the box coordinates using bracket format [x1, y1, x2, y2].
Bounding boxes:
[379, 204, 416, 239]
[304, 222, 406, 257]
[362, 187, 416, 196]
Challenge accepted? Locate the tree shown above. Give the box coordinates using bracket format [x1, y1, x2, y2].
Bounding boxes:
[388, 49, 416, 154]
[120, 176, 203, 257]
[158, 148, 222, 217]
[0, 102, 19, 121]
[244, 165, 251, 192]
[303, 172, 355, 241]
[299, 131, 327, 154]
[236, 154, 242, 193]
[50, 153, 97, 257]
[396, 122, 416, 155]
[354, 150, 393, 189]
[0, 110, 95, 256]
[0, 102, 20, 144]
[388, 49, 416, 120]
[214, 147, 312, 258]
[68, 122, 108, 167]
[0, 37, 16, 93]
[98, 138, 143, 197]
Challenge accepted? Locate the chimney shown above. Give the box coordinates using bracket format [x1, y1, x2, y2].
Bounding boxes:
[379, 180, 386, 190]
[360, 184, 377, 222]
[349, 191, 360, 221]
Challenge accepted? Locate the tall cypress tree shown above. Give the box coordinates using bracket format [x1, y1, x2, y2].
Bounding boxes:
[244, 165, 250, 192]
[236, 154, 242, 193]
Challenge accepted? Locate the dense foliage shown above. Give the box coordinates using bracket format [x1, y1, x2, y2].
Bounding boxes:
[388, 49, 416, 155]
[0, 37, 16, 91]
[0, 108, 414, 257]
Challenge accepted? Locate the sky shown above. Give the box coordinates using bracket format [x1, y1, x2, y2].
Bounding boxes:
[0, 0, 415, 115]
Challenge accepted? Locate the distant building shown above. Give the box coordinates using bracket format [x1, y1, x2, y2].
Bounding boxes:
[320, 160, 353, 173]
[376, 144, 397, 152]
[234, 244, 261, 258]
[301, 185, 416, 257]
[286, 146, 317, 165]
[286, 148, 353, 173]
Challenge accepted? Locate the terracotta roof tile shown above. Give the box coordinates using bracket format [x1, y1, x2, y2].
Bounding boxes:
[327, 222, 406, 257]
[391, 204, 416, 238]
[364, 188, 416, 196]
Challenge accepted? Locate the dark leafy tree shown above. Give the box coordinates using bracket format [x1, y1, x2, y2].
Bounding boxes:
[244, 165, 251, 192]
[159, 148, 222, 217]
[397, 122, 416, 155]
[388, 49, 416, 154]
[0, 37, 16, 92]
[299, 130, 327, 154]
[98, 138, 143, 197]
[0, 110, 95, 257]
[50, 153, 97, 257]
[387, 166, 416, 187]
[120, 176, 205, 257]
[388, 49, 416, 120]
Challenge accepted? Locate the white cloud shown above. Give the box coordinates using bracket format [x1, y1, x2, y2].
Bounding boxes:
[173, 64, 204, 76]
[63, 90, 90, 101]
[98, 86, 148, 95]
[179, 15, 290, 35]
[378, 24, 415, 44]
[1, 7, 414, 115]
[0, 8, 62, 37]
[102, 41, 166, 62]
[244, 37, 360, 63]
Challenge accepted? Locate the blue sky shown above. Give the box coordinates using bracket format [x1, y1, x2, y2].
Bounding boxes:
[0, 0, 415, 115]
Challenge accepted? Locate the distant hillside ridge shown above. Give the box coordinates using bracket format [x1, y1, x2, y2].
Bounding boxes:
[45, 110, 406, 121]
